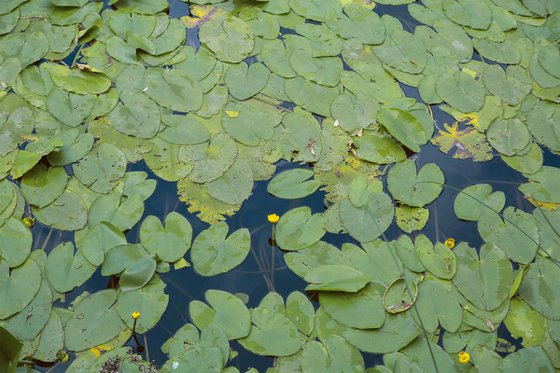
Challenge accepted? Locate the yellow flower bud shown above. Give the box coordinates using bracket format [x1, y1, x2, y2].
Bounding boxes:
[267, 213, 280, 224]
[132, 311, 141, 320]
[444, 238, 456, 249]
[458, 351, 470, 364]
[23, 216, 35, 227]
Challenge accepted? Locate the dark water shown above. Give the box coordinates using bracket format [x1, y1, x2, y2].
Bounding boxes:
[35, 0, 559, 371]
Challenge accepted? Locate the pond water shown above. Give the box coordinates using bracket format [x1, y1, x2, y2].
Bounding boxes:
[2, 0, 560, 372]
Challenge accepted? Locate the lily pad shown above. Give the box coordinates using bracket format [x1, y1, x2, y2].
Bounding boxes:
[304, 264, 368, 293]
[376, 108, 427, 152]
[487, 118, 531, 156]
[454, 184, 506, 221]
[0, 259, 41, 320]
[73, 143, 127, 194]
[45, 242, 96, 294]
[189, 289, 251, 340]
[224, 62, 270, 100]
[340, 191, 394, 243]
[199, 15, 254, 63]
[275, 206, 326, 251]
[31, 190, 88, 231]
[191, 222, 251, 276]
[387, 160, 444, 207]
[0, 217, 32, 268]
[139, 212, 193, 263]
[436, 71, 486, 113]
[267, 168, 320, 200]
[65, 290, 127, 351]
[20, 164, 68, 208]
[519, 256, 560, 320]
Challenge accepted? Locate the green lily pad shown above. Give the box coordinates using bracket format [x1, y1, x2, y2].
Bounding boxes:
[238, 293, 302, 357]
[45, 242, 96, 294]
[20, 164, 68, 208]
[199, 15, 254, 63]
[504, 297, 546, 347]
[301, 335, 365, 373]
[304, 264, 368, 293]
[73, 143, 127, 194]
[454, 184, 506, 221]
[502, 346, 554, 371]
[387, 160, 444, 207]
[105, 90, 161, 139]
[453, 243, 513, 311]
[191, 222, 250, 276]
[267, 168, 320, 200]
[376, 108, 427, 152]
[206, 158, 254, 205]
[31, 189, 88, 231]
[478, 208, 539, 264]
[395, 205, 429, 233]
[46, 88, 95, 128]
[116, 276, 169, 334]
[482, 65, 531, 105]
[352, 130, 406, 164]
[44, 63, 111, 95]
[275, 206, 326, 251]
[330, 93, 379, 134]
[340, 191, 394, 243]
[414, 279, 462, 333]
[487, 118, 531, 156]
[284, 76, 340, 117]
[33, 311, 64, 363]
[519, 166, 560, 204]
[442, 0, 492, 30]
[320, 282, 386, 329]
[65, 290, 127, 351]
[289, 49, 342, 87]
[145, 68, 203, 113]
[0, 259, 41, 319]
[519, 256, 560, 320]
[343, 312, 421, 354]
[189, 289, 251, 340]
[46, 130, 94, 166]
[0, 217, 32, 268]
[101, 244, 156, 292]
[374, 29, 427, 74]
[76, 221, 127, 266]
[501, 142, 543, 175]
[325, 4, 385, 44]
[181, 133, 238, 184]
[436, 71, 486, 113]
[139, 212, 192, 263]
[225, 62, 270, 100]
[418, 241, 457, 280]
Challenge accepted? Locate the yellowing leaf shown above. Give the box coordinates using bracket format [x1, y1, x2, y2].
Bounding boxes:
[431, 122, 493, 162]
[526, 197, 560, 211]
[180, 5, 221, 28]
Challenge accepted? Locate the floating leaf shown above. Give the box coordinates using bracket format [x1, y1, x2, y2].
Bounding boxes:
[189, 290, 251, 340]
[504, 297, 546, 347]
[395, 205, 429, 233]
[206, 158, 254, 205]
[436, 71, 486, 113]
[519, 166, 560, 204]
[376, 108, 427, 152]
[0, 217, 32, 268]
[519, 256, 560, 320]
[275, 206, 326, 251]
[191, 222, 250, 276]
[340, 191, 394, 243]
[181, 133, 238, 183]
[65, 290, 127, 351]
[454, 184, 505, 221]
[418, 241, 457, 280]
[31, 190, 88, 231]
[487, 118, 531, 156]
[101, 244, 156, 292]
[44, 63, 111, 95]
[453, 243, 513, 311]
[478, 208, 539, 264]
[225, 62, 270, 100]
[45, 242, 96, 294]
[320, 282, 385, 329]
[284, 76, 340, 117]
[352, 130, 405, 164]
[304, 264, 368, 293]
[199, 15, 254, 63]
[0, 259, 41, 319]
[387, 160, 444, 207]
[267, 168, 320, 199]
[413, 279, 462, 333]
[139, 212, 193, 263]
[73, 143, 126, 194]
[145, 69, 203, 113]
[20, 164, 68, 208]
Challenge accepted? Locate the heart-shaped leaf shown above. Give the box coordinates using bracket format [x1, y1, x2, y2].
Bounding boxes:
[387, 160, 444, 207]
[225, 62, 270, 100]
[139, 212, 193, 263]
[267, 168, 320, 200]
[276, 206, 326, 251]
[45, 242, 96, 294]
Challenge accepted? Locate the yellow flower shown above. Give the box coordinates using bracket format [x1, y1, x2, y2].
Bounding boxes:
[458, 351, 470, 364]
[132, 311, 141, 320]
[57, 350, 69, 363]
[23, 216, 35, 227]
[444, 238, 456, 249]
[267, 213, 280, 224]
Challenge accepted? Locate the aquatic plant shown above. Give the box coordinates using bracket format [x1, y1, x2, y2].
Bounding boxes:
[0, 0, 559, 372]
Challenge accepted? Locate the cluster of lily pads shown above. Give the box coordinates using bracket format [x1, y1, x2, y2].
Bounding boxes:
[1, 0, 560, 371]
